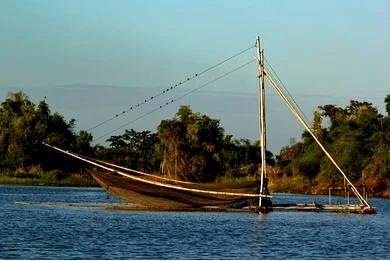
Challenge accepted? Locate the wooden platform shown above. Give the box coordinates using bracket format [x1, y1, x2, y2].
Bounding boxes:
[271, 203, 376, 214]
[104, 202, 376, 214]
[16, 201, 376, 214]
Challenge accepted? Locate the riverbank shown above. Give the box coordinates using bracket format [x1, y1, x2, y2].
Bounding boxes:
[0, 166, 98, 187]
[268, 174, 390, 198]
[0, 176, 98, 187]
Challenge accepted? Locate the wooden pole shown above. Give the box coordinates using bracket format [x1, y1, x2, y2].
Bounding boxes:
[256, 36, 268, 209]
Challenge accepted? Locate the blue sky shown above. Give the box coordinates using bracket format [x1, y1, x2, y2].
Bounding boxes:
[0, 0, 389, 153]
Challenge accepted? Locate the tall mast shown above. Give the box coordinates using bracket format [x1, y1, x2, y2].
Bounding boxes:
[256, 36, 268, 209]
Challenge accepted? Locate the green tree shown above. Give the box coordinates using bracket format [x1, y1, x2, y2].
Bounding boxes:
[0, 91, 90, 173]
[75, 130, 93, 156]
[157, 105, 274, 182]
[106, 129, 159, 172]
[0, 92, 43, 166]
[158, 105, 225, 182]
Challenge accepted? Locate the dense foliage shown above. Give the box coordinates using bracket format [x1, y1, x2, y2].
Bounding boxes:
[102, 129, 160, 172]
[0, 93, 274, 184]
[97, 105, 275, 182]
[276, 95, 390, 195]
[0, 92, 94, 185]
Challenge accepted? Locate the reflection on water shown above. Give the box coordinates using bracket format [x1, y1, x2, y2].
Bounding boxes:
[0, 185, 389, 259]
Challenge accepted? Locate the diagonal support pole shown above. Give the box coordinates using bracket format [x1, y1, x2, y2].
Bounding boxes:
[264, 70, 372, 208]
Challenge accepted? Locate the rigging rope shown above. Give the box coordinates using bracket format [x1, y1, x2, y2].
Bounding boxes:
[93, 59, 255, 142]
[264, 58, 311, 125]
[87, 45, 255, 131]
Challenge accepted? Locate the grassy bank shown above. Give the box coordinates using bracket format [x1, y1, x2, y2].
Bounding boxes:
[0, 175, 98, 187]
[267, 170, 390, 198]
[0, 165, 98, 187]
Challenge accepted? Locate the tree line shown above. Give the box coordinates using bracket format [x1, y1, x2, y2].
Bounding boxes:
[276, 95, 390, 196]
[1, 91, 389, 196]
[0, 91, 273, 185]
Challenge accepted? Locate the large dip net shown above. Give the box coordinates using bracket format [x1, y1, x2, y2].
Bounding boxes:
[44, 143, 269, 209]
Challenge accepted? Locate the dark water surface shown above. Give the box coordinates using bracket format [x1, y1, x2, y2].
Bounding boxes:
[1, 185, 389, 259]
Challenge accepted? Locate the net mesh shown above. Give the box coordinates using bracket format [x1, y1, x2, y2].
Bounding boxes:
[90, 165, 261, 209]
[43, 142, 263, 210]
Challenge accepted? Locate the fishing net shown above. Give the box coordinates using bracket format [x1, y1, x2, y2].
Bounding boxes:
[90, 164, 261, 209]
[43, 143, 268, 210]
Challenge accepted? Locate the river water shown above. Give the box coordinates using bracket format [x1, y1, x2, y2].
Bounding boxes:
[1, 185, 389, 259]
